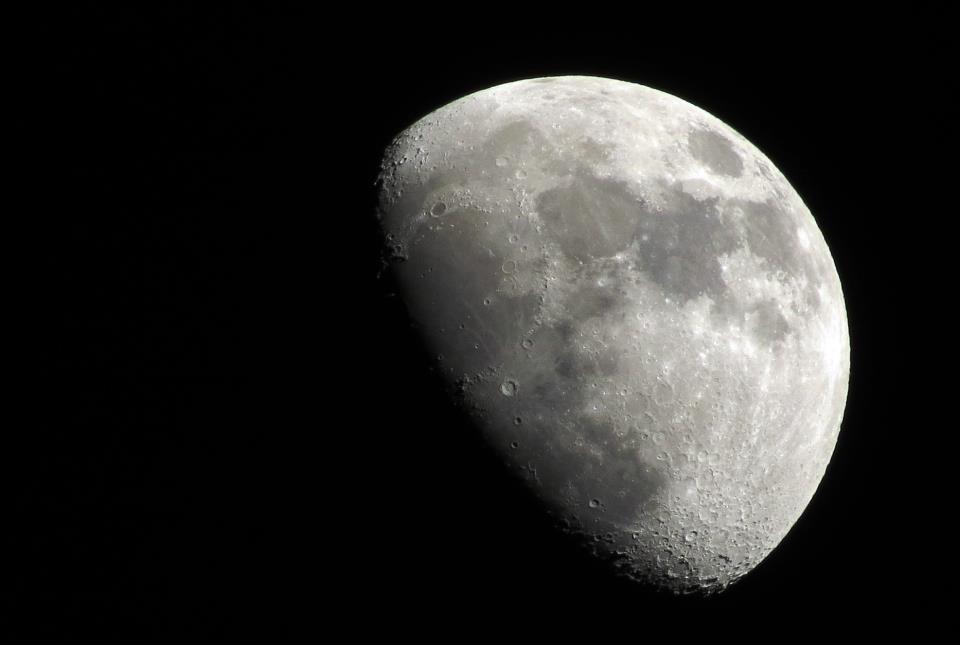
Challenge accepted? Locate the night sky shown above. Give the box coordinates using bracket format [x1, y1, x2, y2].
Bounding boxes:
[23, 7, 944, 640]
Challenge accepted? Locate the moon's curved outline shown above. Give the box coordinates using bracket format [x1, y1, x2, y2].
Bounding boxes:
[376, 76, 849, 593]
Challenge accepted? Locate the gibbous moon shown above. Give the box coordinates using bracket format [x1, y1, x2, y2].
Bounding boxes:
[376, 76, 849, 593]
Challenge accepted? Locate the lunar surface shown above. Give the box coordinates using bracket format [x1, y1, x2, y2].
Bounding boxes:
[375, 76, 849, 593]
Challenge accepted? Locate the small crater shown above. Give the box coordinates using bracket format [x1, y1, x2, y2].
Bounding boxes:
[500, 379, 518, 397]
[588, 499, 601, 509]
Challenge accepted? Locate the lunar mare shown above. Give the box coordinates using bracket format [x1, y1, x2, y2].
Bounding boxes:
[376, 77, 849, 593]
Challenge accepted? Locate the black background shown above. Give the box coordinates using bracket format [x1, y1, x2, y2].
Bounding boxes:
[23, 7, 944, 640]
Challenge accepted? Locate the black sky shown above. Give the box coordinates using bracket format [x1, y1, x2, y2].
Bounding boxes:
[23, 7, 944, 640]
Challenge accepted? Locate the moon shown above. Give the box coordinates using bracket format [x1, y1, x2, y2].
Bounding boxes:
[375, 76, 849, 593]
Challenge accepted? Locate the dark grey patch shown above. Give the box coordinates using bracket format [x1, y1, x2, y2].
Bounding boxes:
[485, 120, 544, 152]
[555, 352, 581, 380]
[594, 348, 619, 376]
[595, 448, 665, 524]
[737, 199, 821, 312]
[535, 170, 748, 305]
[580, 417, 613, 445]
[555, 346, 619, 380]
[533, 414, 667, 526]
[567, 280, 622, 321]
[577, 137, 615, 163]
[522, 322, 586, 403]
[739, 200, 799, 272]
[553, 320, 576, 343]
[529, 321, 577, 352]
[688, 129, 744, 177]
[750, 300, 791, 344]
[529, 378, 578, 413]
[635, 185, 740, 302]
[536, 170, 640, 263]
[468, 119, 557, 183]
[491, 320, 667, 528]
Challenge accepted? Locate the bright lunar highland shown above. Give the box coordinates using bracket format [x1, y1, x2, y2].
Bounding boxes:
[376, 76, 849, 593]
